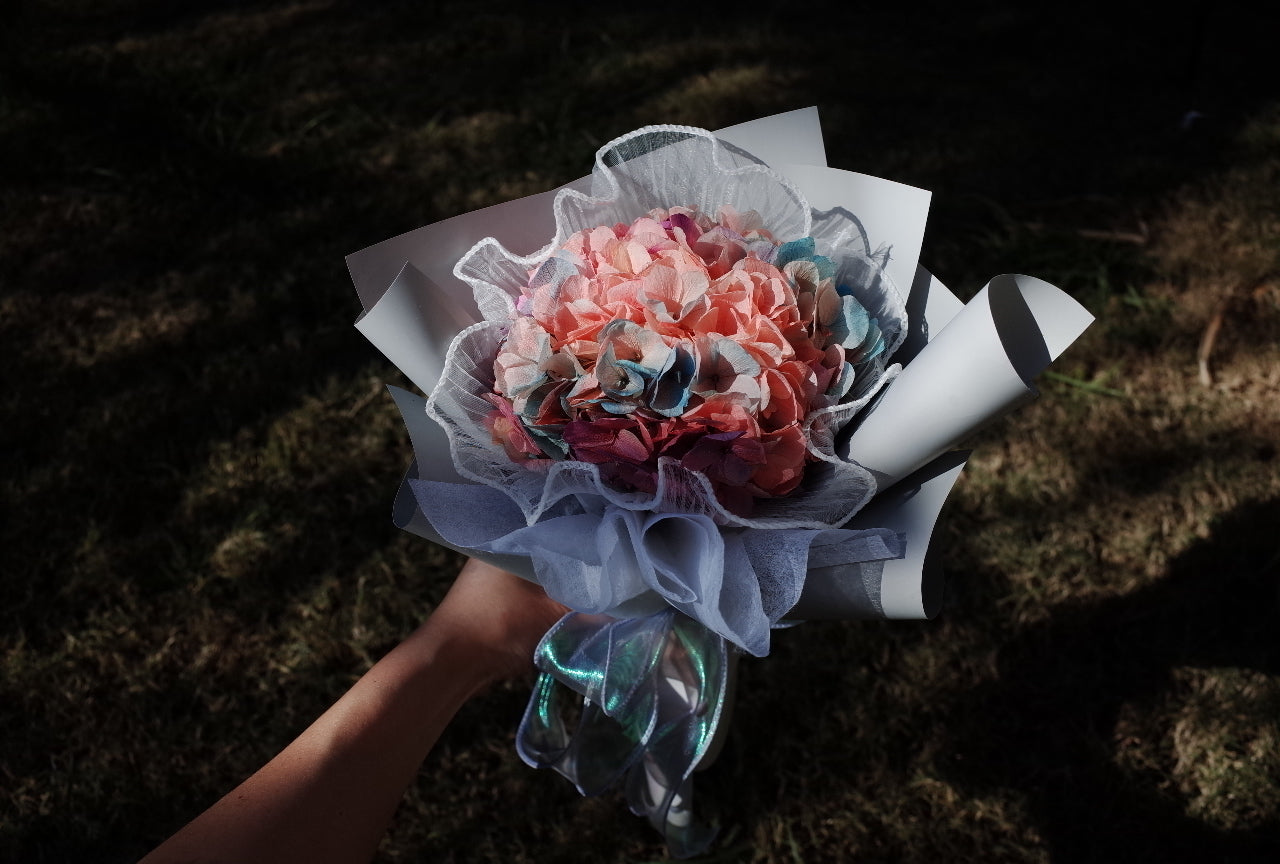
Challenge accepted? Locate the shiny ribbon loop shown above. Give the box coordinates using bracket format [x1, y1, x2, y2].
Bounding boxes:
[517, 610, 728, 859]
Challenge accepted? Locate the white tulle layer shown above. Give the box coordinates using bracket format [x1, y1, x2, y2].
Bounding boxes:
[429, 126, 909, 530]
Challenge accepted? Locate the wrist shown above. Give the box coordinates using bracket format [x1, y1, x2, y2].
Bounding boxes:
[426, 561, 565, 685]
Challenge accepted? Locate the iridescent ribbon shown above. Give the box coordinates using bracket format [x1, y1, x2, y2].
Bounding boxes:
[517, 609, 728, 858]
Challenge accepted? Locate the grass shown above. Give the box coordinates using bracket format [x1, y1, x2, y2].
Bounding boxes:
[3, 2, 1279, 861]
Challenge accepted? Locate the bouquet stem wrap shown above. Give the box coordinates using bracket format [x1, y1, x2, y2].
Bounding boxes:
[517, 610, 727, 858]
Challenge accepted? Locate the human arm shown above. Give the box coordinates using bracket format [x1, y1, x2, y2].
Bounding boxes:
[140, 558, 566, 864]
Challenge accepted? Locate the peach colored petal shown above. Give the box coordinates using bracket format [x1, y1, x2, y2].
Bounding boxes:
[750, 424, 808, 497]
[778, 359, 821, 408]
[626, 216, 671, 249]
[494, 317, 552, 397]
[716, 205, 769, 237]
[707, 269, 755, 316]
[637, 262, 711, 328]
[735, 306, 791, 369]
[682, 395, 761, 438]
[483, 394, 545, 463]
[759, 368, 805, 429]
[690, 303, 745, 340]
[607, 237, 653, 275]
[565, 373, 604, 413]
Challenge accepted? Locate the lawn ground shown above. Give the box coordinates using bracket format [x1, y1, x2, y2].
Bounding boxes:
[3, 2, 1279, 861]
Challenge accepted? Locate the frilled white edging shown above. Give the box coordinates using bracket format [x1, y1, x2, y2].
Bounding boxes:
[429, 125, 909, 530]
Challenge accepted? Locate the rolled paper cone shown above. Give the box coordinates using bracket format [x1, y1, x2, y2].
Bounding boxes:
[898, 264, 964, 365]
[784, 266, 970, 624]
[355, 263, 478, 396]
[787, 450, 969, 622]
[840, 274, 1094, 488]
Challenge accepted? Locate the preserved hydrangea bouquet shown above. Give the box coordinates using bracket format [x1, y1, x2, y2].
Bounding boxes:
[348, 110, 1092, 857]
[483, 205, 889, 516]
[435, 126, 907, 536]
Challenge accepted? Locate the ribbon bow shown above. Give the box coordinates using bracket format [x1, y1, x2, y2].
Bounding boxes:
[517, 610, 728, 858]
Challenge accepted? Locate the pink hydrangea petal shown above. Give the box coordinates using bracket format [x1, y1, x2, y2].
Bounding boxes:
[483, 393, 544, 463]
[607, 237, 652, 275]
[494, 317, 552, 396]
[760, 368, 804, 428]
[626, 216, 671, 249]
[750, 424, 808, 497]
[563, 417, 653, 465]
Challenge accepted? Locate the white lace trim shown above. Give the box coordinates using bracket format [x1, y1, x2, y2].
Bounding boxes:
[429, 126, 908, 529]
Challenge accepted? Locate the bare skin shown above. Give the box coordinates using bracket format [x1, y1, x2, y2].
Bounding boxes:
[141, 559, 567, 864]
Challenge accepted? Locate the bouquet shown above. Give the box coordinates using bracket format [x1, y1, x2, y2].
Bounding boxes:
[348, 109, 1092, 856]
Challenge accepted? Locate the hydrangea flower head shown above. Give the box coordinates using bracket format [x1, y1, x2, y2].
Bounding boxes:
[431, 126, 908, 529]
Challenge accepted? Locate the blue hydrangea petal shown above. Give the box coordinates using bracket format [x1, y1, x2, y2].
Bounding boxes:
[650, 343, 698, 417]
[775, 237, 816, 269]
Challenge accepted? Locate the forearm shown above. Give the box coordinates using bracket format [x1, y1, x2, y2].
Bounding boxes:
[141, 596, 499, 864]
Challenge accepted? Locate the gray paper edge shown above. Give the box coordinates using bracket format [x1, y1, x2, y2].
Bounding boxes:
[786, 451, 969, 621]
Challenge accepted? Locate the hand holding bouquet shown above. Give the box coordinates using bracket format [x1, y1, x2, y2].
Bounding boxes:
[349, 110, 1092, 856]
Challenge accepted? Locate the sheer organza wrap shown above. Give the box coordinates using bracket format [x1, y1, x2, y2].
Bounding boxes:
[411, 478, 904, 658]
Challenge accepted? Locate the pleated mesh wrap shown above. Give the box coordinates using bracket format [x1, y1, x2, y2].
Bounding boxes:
[431, 125, 908, 530]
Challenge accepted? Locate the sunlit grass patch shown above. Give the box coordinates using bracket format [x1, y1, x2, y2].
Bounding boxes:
[1169, 668, 1280, 832]
[635, 65, 802, 131]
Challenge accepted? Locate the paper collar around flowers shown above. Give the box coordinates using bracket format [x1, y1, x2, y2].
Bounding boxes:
[427, 126, 910, 532]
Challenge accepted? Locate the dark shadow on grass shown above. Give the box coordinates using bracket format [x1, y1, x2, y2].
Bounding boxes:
[939, 496, 1280, 862]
